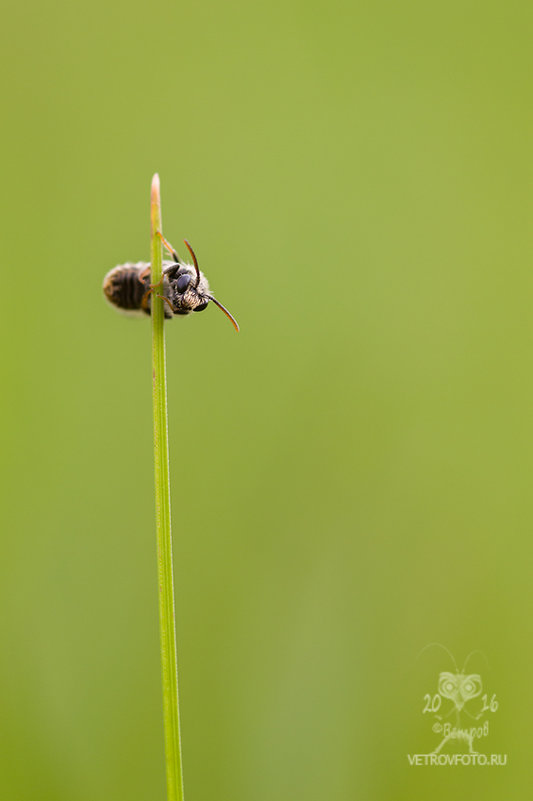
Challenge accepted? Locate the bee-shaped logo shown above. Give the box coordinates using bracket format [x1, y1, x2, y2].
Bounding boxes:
[103, 232, 239, 331]
[418, 644, 494, 756]
[437, 671, 482, 712]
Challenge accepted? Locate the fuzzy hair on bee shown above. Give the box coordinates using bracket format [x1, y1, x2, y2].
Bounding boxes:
[103, 261, 165, 319]
[102, 234, 239, 331]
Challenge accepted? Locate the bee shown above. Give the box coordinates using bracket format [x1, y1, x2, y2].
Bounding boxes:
[103, 232, 239, 331]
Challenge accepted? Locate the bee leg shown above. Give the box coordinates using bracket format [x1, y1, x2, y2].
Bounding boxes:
[156, 230, 181, 263]
[139, 266, 173, 286]
[138, 264, 151, 282]
[140, 277, 164, 308]
[156, 294, 175, 315]
[141, 288, 152, 312]
[145, 264, 177, 292]
[139, 264, 172, 284]
[141, 286, 174, 316]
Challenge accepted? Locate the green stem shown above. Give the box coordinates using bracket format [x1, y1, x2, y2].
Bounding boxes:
[150, 173, 184, 801]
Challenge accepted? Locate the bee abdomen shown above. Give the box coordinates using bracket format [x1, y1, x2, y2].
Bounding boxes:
[103, 263, 149, 312]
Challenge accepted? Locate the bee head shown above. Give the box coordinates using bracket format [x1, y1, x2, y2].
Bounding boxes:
[168, 264, 210, 315]
[162, 240, 239, 331]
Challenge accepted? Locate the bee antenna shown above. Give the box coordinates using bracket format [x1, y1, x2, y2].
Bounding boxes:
[206, 295, 240, 333]
[184, 240, 201, 288]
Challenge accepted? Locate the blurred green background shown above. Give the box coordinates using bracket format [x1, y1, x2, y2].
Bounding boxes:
[1, 0, 531, 798]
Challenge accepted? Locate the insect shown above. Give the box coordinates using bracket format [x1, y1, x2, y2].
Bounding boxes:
[103, 232, 239, 331]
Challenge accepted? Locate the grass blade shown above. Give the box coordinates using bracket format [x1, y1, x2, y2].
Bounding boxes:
[150, 173, 184, 801]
